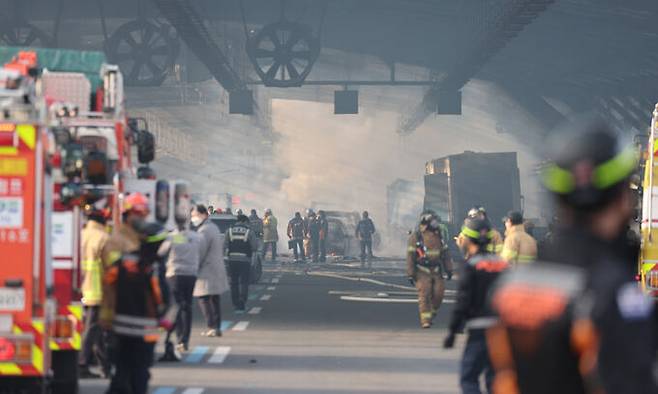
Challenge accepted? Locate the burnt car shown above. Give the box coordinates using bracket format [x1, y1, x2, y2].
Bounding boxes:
[323, 210, 381, 258]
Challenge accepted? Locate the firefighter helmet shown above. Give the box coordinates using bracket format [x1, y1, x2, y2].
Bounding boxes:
[467, 206, 486, 218]
[542, 116, 638, 209]
[460, 217, 492, 246]
[83, 197, 111, 221]
[420, 210, 440, 229]
[123, 192, 150, 215]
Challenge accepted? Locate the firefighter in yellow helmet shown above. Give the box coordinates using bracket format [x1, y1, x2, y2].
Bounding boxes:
[407, 210, 446, 329]
[101, 193, 170, 394]
[79, 198, 111, 378]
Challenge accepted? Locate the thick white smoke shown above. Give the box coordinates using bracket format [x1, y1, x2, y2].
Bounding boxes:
[269, 80, 544, 255]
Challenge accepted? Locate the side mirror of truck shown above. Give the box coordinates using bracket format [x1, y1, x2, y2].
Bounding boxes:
[137, 129, 155, 164]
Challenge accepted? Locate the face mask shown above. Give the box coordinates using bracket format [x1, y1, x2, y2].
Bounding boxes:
[190, 217, 203, 227]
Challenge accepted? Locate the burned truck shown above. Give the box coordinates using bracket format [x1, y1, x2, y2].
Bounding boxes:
[424, 151, 522, 237]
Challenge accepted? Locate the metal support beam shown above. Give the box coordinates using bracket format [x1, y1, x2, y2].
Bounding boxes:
[152, 0, 245, 92]
[397, 0, 557, 135]
[502, 83, 566, 132]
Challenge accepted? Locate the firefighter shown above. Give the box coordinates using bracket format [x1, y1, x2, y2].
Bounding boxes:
[406, 211, 447, 329]
[356, 211, 376, 267]
[318, 210, 329, 262]
[263, 208, 279, 262]
[249, 209, 264, 239]
[307, 211, 321, 263]
[225, 214, 258, 312]
[456, 207, 503, 256]
[101, 193, 170, 394]
[487, 118, 658, 393]
[287, 212, 306, 263]
[303, 209, 314, 258]
[79, 199, 111, 378]
[443, 217, 509, 394]
[500, 210, 537, 266]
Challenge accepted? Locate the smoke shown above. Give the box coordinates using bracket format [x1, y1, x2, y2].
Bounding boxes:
[269, 80, 544, 256]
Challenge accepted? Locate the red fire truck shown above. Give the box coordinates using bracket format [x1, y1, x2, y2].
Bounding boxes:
[0, 51, 55, 393]
[43, 50, 132, 394]
[0, 47, 158, 393]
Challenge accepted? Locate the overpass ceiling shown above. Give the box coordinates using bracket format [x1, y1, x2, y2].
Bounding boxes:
[20, 0, 658, 72]
[13, 0, 658, 125]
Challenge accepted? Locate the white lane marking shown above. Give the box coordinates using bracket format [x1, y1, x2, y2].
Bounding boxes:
[208, 346, 231, 364]
[340, 295, 456, 304]
[328, 290, 416, 296]
[182, 388, 205, 394]
[267, 286, 276, 291]
[271, 278, 280, 283]
[248, 307, 262, 314]
[260, 294, 272, 301]
[232, 321, 250, 331]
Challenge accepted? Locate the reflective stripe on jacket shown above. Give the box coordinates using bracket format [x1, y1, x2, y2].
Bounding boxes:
[456, 229, 504, 256]
[487, 229, 504, 254]
[81, 220, 110, 305]
[501, 224, 538, 266]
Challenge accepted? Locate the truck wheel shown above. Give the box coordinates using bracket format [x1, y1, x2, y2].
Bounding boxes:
[51, 350, 79, 394]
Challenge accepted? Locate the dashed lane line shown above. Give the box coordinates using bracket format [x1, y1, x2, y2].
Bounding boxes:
[232, 321, 250, 331]
[271, 278, 280, 283]
[220, 321, 233, 331]
[267, 286, 276, 291]
[260, 294, 272, 301]
[184, 346, 209, 363]
[152, 388, 176, 394]
[248, 307, 262, 315]
[208, 346, 231, 364]
[182, 389, 205, 394]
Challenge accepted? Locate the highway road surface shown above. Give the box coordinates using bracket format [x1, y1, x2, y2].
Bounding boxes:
[81, 258, 466, 394]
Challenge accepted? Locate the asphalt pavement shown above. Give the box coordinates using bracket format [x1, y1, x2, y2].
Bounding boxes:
[80, 258, 466, 394]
